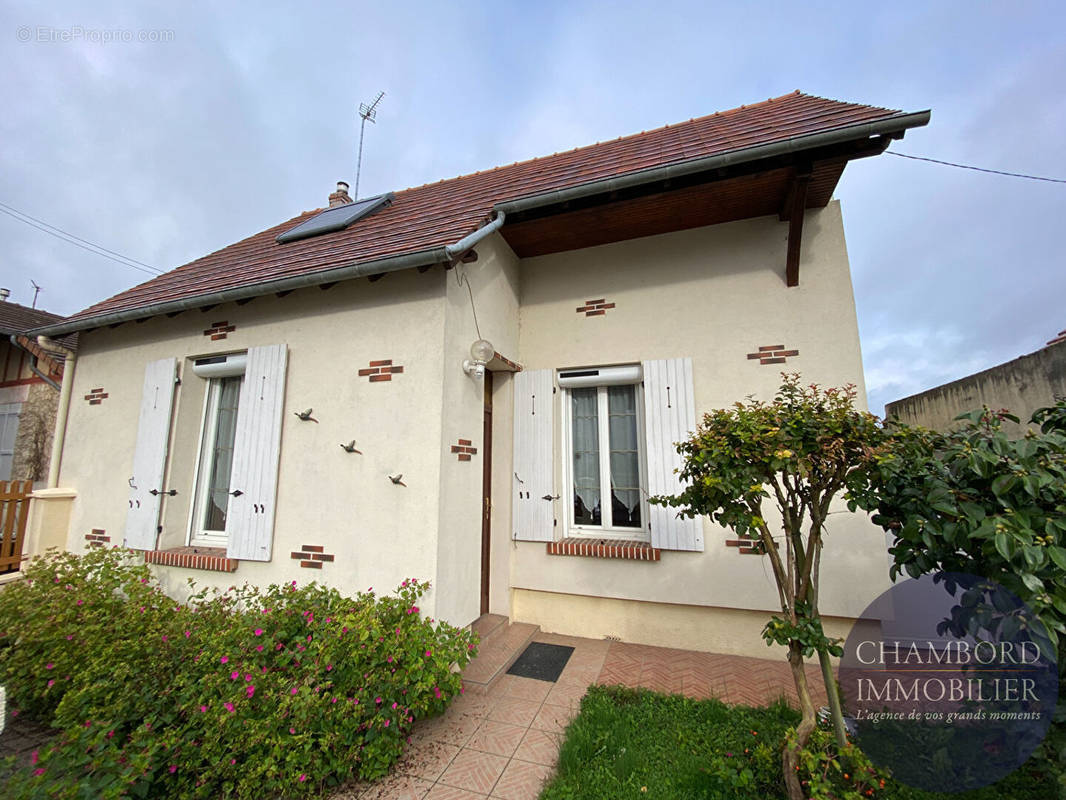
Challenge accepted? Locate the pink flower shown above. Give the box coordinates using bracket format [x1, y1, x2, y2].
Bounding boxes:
[169, 765, 177, 774]
[231, 671, 239, 680]
[384, 719, 390, 727]
[425, 650, 432, 657]
[200, 705, 208, 713]
[291, 687, 299, 695]
[255, 645, 264, 652]
[220, 656, 229, 664]
[31, 750, 38, 765]
[230, 758, 236, 765]
[391, 702, 398, 709]
[326, 664, 333, 671]
[254, 628, 263, 636]
[65, 635, 73, 640]
[298, 774, 307, 782]
[107, 730, 114, 738]
[184, 630, 191, 638]
[331, 697, 338, 704]
[33, 768, 45, 777]
[387, 656, 393, 663]
[224, 702, 235, 713]
[161, 635, 168, 642]
[246, 686, 255, 698]
[45, 663, 54, 670]
[289, 727, 296, 734]
[375, 697, 382, 704]
[47, 680, 54, 688]
[434, 687, 442, 699]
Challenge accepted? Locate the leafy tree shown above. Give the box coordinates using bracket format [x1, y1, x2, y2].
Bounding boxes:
[847, 402, 1066, 648]
[652, 375, 886, 800]
[848, 401, 1066, 793]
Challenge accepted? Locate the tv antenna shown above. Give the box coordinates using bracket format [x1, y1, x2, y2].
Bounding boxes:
[355, 91, 385, 199]
[30, 280, 42, 309]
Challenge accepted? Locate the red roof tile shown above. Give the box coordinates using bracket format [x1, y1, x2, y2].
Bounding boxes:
[58, 92, 921, 329]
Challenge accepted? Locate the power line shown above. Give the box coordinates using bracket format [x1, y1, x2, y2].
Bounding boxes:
[885, 151, 1066, 184]
[0, 201, 164, 276]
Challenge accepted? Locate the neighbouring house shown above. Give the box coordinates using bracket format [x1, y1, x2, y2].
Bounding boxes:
[31, 92, 929, 656]
[887, 333, 1066, 436]
[0, 297, 73, 482]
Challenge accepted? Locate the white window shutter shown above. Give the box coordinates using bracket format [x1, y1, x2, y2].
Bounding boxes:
[226, 344, 288, 561]
[512, 369, 555, 542]
[643, 358, 703, 551]
[125, 358, 177, 550]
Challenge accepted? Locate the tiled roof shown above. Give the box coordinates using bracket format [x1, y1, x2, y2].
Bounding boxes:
[59, 91, 919, 329]
[0, 301, 63, 334]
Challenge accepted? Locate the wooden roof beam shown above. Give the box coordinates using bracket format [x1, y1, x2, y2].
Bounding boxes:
[783, 166, 812, 287]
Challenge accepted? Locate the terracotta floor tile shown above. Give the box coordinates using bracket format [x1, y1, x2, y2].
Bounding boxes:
[465, 719, 528, 758]
[424, 784, 489, 800]
[395, 740, 460, 781]
[438, 748, 508, 795]
[357, 773, 434, 800]
[543, 682, 587, 708]
[513, 727, 561, 766]
[485, 698, 541, 727]
[489, 675, 552, 703]
[490, 759, 554, 800]
[530, 703, 577, 734]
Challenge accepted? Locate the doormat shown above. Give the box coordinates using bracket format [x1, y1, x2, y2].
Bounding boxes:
[506, 642, 575, 682]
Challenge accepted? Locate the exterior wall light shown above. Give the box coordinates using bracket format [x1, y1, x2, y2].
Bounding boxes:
[462, 338, 494, 379]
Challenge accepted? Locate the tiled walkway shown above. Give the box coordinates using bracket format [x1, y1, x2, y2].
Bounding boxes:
[341, 617, 828, 800]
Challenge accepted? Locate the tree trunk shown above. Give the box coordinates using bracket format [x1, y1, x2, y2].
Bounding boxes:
[782, 640, 817, 800]
[818, 648, 848, 748]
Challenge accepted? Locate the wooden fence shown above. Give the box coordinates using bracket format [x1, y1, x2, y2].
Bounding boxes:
[0, 480, 33, 574]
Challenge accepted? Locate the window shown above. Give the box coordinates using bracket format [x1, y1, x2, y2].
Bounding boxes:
[0, 403, 21, 481]
[563, 376, 648, 540]
[190, 376, 242, 545]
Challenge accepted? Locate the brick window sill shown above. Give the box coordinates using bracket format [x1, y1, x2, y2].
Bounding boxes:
[145, 547, 239, 572]
[546, 538, 661, 562]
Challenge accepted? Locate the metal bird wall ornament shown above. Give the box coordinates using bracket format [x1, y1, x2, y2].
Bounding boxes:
[389, 474, 406, 487]
[295, 408, 318, 423]
[341, 440, 362, 454]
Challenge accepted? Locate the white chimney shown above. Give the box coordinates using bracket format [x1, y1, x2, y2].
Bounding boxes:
[0, 288, 9, 302]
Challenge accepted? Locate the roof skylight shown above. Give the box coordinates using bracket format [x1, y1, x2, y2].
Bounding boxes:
[276, 192, 393, 244]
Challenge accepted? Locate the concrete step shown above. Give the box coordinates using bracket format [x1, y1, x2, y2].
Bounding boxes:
[463, 615, 540, 686]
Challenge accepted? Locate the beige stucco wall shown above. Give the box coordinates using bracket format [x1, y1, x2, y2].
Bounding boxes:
[60, 269, 453, 617]
[434, 236, 520, 626]
[886, 339, 1066, 437]
[507, 202, 891, 641]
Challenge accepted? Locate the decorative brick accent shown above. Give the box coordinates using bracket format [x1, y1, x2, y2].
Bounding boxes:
[546, 538, 660, 561]
[746, 344, 800, 365]
[726, 538, 765, 555]
[358, 359, 404, 381]
[144, 547, 238, 572]
[291, 545, 335, 568]
[203, 320, 236, 340]
[84, 387, 108, 405]
[84, 528, 110, 549]
[575, 298, 616, 317]
[451, 439, 478, 461]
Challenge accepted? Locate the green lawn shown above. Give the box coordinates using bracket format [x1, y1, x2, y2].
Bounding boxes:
[539, 686, 1054, 800]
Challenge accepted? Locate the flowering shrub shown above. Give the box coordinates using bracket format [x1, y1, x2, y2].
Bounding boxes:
[0, 547, 477, 798]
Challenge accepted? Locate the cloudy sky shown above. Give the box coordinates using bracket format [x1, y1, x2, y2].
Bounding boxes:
[2, 1, 1063, 414]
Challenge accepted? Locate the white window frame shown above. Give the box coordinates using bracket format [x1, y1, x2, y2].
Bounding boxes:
[188, 375, 242, 547]
[0, 402, 21, 482]
[561, 380, 650, 542]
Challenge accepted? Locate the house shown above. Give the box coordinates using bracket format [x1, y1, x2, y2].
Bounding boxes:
[31, 92, 929, 656]
[887, 333, 1066, 437]
[0, 297, 73, 483]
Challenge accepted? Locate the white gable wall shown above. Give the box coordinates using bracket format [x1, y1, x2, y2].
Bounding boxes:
[508, 201, 892, 652]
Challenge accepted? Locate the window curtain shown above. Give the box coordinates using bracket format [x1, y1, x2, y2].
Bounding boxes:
[571, 388, 600, 525]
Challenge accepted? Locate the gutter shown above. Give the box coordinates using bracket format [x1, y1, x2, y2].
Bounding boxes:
[32, 336, 77, 489]
[444, 211, 505, 260]
[8, 333, 61, 390]
[494, 110, 931, 216]
[32, 245, 453, 338]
